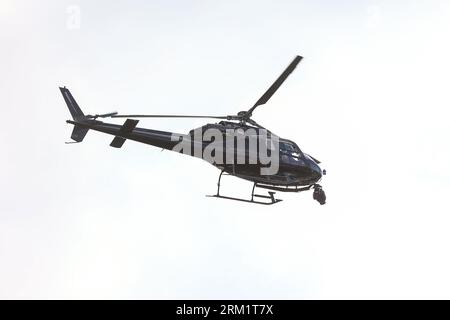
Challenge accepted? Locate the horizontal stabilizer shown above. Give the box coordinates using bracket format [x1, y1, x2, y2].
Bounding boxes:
[110, 137, 126, 148]
[120, 119, 139, 133]
[109, 119, 139, 148]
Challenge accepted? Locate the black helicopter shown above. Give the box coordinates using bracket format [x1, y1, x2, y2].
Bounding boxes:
[61, 55, 326, 205]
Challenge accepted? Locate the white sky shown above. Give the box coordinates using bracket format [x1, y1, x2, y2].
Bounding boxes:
[1, 0, 450, 299]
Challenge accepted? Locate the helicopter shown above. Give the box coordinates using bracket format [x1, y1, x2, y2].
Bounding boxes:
[61, 55, 326, 205]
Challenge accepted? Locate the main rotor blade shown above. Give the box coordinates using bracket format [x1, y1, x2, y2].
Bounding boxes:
[111, 114, 229, 119]
[246, 55, 303, 117]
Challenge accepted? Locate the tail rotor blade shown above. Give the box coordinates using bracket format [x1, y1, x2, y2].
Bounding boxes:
[86, 112, 118, 119]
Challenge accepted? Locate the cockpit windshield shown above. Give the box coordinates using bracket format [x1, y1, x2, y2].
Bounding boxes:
[279, 141, 303, 158]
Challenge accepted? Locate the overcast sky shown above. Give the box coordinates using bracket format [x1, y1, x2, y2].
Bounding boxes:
[1, 0, 450, 299]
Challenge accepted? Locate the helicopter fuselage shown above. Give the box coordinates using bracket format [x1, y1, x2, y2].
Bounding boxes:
[67, 119, 323, 188]
[61, 54, 327, 204]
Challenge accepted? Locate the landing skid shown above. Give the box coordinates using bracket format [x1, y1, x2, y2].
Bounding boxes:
[206, 171, 282, 205]
[207, 193, 282, 205]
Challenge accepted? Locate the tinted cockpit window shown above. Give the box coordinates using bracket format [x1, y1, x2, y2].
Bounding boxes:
[280, 142, 295, 152]
[280, 141, 302, 158]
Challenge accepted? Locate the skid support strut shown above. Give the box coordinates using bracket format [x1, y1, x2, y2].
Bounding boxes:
[207, 170, 282, 205]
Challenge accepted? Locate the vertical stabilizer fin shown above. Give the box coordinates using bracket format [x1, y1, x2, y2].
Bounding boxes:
[60, 87, 85, 120]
